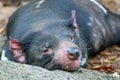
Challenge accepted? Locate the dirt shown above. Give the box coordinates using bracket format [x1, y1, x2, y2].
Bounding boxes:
[0, 0, 120, 77]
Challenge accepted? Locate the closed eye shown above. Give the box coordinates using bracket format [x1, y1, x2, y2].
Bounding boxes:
[42, 47, 52, 54]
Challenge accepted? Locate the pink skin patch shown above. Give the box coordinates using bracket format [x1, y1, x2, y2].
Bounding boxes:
[64, 60, 81, 71]
[13, 50, 26, 63]
[9, 39, 26, 63]
[16, 55, 26, 63]
[53, 41, 82, 71]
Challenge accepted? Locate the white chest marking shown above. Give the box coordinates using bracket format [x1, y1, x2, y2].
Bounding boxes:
[90, 0, 107, 14]
[1, 50, 8, 61]
[36, 0, 45, 8]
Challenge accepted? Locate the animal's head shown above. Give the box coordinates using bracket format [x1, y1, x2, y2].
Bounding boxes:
[9, 10, 88, 71]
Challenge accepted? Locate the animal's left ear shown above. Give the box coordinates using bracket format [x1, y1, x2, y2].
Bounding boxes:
[71, 10, 79, 30]
[68, 10, 80, 37]
[9, 38, 26, 63]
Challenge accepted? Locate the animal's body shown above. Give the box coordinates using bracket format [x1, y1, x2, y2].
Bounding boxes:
[1, 0, 120, 71]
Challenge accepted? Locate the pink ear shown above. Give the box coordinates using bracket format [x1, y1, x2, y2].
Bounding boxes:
[10, 39, 23, 51]
[9, 38, 26, 63]
[71, 10, 80, 37]
[71, 10, 78, 29]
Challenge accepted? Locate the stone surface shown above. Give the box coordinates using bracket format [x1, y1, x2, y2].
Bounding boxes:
[0, 60, 119, 80]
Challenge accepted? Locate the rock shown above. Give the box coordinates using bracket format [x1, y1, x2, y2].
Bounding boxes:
[0, 60, 119, 80]
[0, 35, 6, 54]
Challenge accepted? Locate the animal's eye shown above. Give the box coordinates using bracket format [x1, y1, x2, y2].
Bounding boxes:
[43, 43, 49, 52]
[67, 31, 76, 41]
[42, 43, 52, 54]
[42, 47, 52, 54]
[69, 36, 74, 41]
[43, 47, 49, 53]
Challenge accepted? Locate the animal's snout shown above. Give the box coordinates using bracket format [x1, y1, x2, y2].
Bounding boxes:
[67, 47, 80, 60]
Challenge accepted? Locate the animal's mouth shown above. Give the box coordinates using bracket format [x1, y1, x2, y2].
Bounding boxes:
[30, 53, 81, 71]
[44, 57, 81, 71]
[61, 60, 81, 71]
[44, 48, 82, 71]
[44, 60, 62, 70]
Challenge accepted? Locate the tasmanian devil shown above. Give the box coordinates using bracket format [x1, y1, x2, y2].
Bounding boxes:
[1, 0, 120, 71]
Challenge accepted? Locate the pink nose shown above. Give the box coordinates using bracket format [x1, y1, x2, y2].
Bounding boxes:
[67, 47, 80, 60]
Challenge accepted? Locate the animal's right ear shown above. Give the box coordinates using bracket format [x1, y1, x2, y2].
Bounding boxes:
[9, 38, 26, 63]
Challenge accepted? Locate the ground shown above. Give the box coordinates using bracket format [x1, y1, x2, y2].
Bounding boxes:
[0, 0, 120, 77]
[0, 61, 119, 80]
